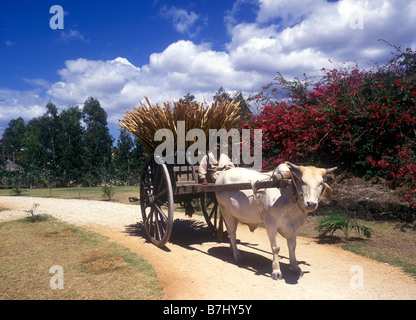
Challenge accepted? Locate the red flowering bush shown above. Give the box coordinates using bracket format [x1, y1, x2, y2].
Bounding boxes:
[245, 44, 416, 207]
[242, 102, 328, 168]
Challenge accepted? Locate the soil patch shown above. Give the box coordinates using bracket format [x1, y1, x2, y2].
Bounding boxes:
[320, 173, 415, 221]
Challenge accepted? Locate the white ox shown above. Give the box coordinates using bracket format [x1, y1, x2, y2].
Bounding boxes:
[215, 162, 337, 280]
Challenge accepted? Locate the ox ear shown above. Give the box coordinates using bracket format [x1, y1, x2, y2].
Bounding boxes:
[321, 183, 333, 200]
[323, 167, 337, 183]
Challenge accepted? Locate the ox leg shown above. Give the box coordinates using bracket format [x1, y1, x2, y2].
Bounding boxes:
[266, 227, 282, 280]
[287, 235, 303, 278]
[223, 215, 242, 262]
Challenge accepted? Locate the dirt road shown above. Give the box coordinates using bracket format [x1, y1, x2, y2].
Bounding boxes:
[92, 214, 416, 300]
[1, 197, 415, 300]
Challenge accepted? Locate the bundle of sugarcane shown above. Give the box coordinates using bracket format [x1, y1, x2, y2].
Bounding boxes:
[119, 94, 241, 154]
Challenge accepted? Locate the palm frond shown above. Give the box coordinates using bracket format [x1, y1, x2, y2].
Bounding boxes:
[317, 210, 373, 241]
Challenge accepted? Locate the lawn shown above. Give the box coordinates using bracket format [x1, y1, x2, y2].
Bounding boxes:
[0, 185, 140, 204]
[0, 215, 164, 300]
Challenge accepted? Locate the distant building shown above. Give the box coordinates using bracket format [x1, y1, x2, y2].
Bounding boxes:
[2, 160, 24, 172]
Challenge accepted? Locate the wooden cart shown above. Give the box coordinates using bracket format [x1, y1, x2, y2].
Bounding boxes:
[134, 154, 292, 247]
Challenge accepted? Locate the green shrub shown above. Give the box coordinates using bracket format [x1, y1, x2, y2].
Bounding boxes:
[317, 210, 373, 242]
[101, 184, 115, 200]
[10, 186, 26, 196]
[25, 203, 41, 222]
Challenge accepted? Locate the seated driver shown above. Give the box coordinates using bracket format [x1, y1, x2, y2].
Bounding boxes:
[199, 142, 234, 185]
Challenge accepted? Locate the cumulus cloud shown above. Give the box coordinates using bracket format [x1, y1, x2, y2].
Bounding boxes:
[0, 88, 46, 132]
[45, 41, 259, 118]
[46, 57, 143, 121]
[256, 0, 319, 27]
[227, 0, 416, 78]
[160, 6, 206, 38]
[23, 78, 50, 89]
[59, 28, 90, 43]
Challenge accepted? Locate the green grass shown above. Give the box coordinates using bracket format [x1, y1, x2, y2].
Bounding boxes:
[0, 186, 139, 204]
[298, 215, 416, 278]
[0, 215, 164, 300]
[342, 242, 416, 277]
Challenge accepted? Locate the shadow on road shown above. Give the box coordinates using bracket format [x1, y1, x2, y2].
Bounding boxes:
[124, 217, 309, 283]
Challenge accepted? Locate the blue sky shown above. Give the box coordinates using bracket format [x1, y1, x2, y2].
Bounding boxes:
[1, 0, 416, 139]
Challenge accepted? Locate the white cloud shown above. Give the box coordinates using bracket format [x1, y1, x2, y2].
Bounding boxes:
[47, 57, 142, 110]
[0, 40, 262, 135]
[227, 0, 416, 79]
[147, 41, 238, 88]
[44, 41, 260, 112]
[23, 78, 50, 89]
[160, 6, 206, 37]
[60, 29, 90, 43]
[5, 40, 16, 47]
[0, 88, 46, 126]
[256, 0, 320, 26]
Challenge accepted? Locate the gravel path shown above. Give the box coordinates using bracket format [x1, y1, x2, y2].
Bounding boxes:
[0, 196, 141, 229]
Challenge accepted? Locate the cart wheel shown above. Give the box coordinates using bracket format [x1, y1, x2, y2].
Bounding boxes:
[201, 192, 227, 241]
[140, 156, 174, 247]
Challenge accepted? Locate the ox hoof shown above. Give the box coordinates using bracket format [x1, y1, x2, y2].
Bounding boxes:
[290, 266, 303, 278]
[271, 271, 282, 280]
[233, 252, 243, 262]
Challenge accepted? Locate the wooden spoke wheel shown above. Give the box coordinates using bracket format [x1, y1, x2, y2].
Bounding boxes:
[140, 156, 174, 247]
[201, 192, 227, 240]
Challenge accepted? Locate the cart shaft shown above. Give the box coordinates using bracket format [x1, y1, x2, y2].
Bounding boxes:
[174, 171, 292, 195]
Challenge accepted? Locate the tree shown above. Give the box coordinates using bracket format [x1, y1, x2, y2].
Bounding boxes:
[16, 104, 88, 187]
[83, 97, 108, 126]
[20, 120, 47, 187]
[112, 128, 147, 185]
[58, 106, 86, 184]
[233, 91, 252, 121]
[213, 87, 231, 102]
[113, 128, 134, 185]
[1, 117, 26, 162]
[129, 138, 147, 185]
[43, 102, 62, 182]
[45, 103, 59, 157]
[183, 93, 195, 102]
[82, 97, 113, 185]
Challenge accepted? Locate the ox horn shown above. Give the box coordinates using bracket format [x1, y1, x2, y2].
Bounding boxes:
[325, 167, 338, 174]
[286, 162, 301, 171]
